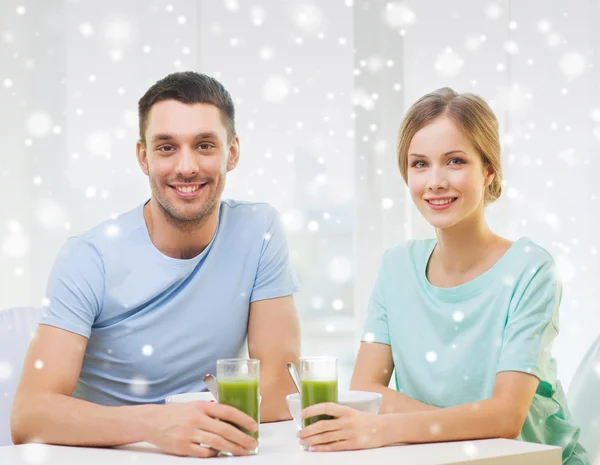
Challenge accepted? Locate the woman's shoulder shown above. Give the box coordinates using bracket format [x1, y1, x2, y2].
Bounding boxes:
[510, 237, 556, 270]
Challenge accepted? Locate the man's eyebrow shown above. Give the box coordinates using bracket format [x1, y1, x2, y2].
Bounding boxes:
[150, 132, 220, 143]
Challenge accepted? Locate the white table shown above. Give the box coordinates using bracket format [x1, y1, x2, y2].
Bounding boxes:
[0, 421, 562, 464]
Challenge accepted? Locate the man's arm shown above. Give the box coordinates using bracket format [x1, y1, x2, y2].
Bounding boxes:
[11, 325, 257, 457]
[248, 295, 300, 423]
[350, 342, 438, 413]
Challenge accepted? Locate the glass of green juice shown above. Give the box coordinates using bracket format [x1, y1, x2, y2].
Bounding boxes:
[299, 357, 338, 429]
[216, 358, 260, 455]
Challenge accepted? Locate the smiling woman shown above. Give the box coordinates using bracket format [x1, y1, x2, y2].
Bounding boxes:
[298, 88, 591, 465]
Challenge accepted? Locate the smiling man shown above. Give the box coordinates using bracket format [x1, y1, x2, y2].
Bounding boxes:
[11, 72, 301, 458]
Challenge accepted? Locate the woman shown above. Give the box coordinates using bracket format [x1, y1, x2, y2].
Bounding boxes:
[298, 88, 589, 465]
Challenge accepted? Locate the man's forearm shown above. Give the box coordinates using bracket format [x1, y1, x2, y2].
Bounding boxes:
[11, 392, 158, 446]
[352, 382, 439, 414]
[259, 368, 296, 423]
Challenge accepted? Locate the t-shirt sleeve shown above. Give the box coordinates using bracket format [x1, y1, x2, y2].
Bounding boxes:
[40, 236, 105, 338]
[496, 259, 561, 379]
[361, 252, 391, 346]
[250, 208, 301, 302]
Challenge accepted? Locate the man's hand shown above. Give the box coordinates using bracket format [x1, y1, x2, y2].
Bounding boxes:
[147, 401, 258, 457]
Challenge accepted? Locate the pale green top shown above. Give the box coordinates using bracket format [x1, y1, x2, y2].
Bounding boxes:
[362, 238, 589, 465]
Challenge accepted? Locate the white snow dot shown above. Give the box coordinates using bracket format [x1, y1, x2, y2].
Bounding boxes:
[109, 49, 123, 62]
[16, 6, 26, 15]
[85, 187, 97, 198]
[452, 311, 464, 322]
[34, 360, 44, 370]
[225, 0, 239, 12]
[560, 51, 587, 79]
[325, 324, 335, 333]
[328, 256, 353, 283]
[503, 275, 516, 286]
[21, 443, 48, 463]
[332, 299, 344, 311]
[590, 108, 600, 122]
[86, 131, 112, 155]
[26, 111, 53, 138]
[79, 22, 95, 37]
[3, 78, 13, 88]
[129, 376, 149, 396]
[505, 41, 519, 55]
[507, 187, 519, 199]
[307, 221, 319, 232]
[142, 45, 151, 53]
[426, 351, 438, 363]
[263, 75, 290, 103]
[291, 3, 324, 33]
[485, 3, 502, 20]
[32, 176, 42, 185]
[463, 443, 478, 457]
[537, 19, 552, 33]
[434, 49, 463, 78]
[382, 198, 394, 210]
[263, 233, 272, 241]
[311, 296, 324, 310]
[259, 47, 273, 61]
[165, 4, 174, 12]
[363, 332, 375, 343]
[508, 20, 518, 29]
[41, 297, 50, 307]
[177, 16, 187, 25]
[142, 345, 153, 357]
[0, 361, 13, 380]
[594, 363, 600, 377]
[384, 3, 416, 28]
[104, 224, 120, 238]
[104, 19, 133, 44]
[34, 198, 67, 230]
[250, 7, 266, 26]
[429, 423, 442, 434]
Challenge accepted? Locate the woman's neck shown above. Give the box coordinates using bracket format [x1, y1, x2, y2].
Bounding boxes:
[433, 212, 498, 277]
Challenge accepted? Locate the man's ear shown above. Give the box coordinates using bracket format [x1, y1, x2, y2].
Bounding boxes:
[226, 136, 240, 172]
[136, 140, 149, 176]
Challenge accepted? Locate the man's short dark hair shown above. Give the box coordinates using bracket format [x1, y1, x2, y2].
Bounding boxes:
[138, 71, 236, 144]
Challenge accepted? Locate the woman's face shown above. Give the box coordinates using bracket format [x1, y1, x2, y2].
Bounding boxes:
[406, 115, 494, 230]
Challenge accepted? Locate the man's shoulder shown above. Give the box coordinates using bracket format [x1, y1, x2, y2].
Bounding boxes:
[75, 202, 146, 253]
[220, 199, 278, 227]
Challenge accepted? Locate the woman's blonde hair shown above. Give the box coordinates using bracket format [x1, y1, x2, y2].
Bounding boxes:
[397, 87, 503, 204]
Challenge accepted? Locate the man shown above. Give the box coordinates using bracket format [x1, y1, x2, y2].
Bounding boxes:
[11, 72, 301, 458]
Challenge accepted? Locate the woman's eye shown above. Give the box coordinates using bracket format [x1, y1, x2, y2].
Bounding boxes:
[449, 158, 465, 165]
[411, 160, 426, 168]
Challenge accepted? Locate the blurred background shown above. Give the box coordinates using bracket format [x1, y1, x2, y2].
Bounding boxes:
[0, 0, 599, 390]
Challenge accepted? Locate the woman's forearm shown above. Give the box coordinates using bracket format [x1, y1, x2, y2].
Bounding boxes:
[380, 398, 521, 445]
[351, 381, 439, 414]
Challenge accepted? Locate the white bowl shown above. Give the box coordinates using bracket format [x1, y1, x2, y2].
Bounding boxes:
[286, 390, 382, 430]
[166, 392, 217, 404]
[165, 391, 262, 405]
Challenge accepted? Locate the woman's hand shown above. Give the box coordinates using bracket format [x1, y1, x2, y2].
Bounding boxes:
[297, 403, 387, 452]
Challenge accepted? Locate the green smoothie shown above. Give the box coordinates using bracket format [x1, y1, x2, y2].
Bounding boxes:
[301, 379, 338, 427]
[217, 379, 259, 440]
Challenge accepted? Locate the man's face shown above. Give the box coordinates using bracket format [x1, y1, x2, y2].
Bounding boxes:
[137, 100, 239, 226]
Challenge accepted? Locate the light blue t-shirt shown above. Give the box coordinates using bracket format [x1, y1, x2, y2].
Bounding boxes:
[41, 199, 300, 406]
[362, 238, 589, 465]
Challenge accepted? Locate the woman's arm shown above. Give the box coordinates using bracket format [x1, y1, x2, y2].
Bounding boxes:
[299, 371, 539, 451]
[350, 342, 438, 413]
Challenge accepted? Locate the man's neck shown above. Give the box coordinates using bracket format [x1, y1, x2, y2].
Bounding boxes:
[143, 199, 220, 259]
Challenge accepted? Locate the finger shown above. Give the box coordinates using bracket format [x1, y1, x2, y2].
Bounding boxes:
[309, 440, 354, 452]
[301, 429, 349, 447]
[204, 402, 258, 432]
[200, 416, 258, 451]
[298, 418, 343, 439]
[193, 430, 251, 457]
[188, 444, 219, 458]
[301, 402, 349, 419]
